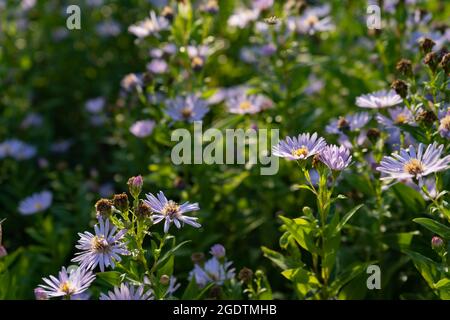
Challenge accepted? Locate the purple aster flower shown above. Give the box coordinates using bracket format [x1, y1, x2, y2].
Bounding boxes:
[438, 107, 450, 139]
[18, 191, 52, 215]
[319, 145, 352, 171]
[165, 95, 209, 122]
[228, 8, 259, 28]
[272, 132, 327, 160]
[21, 112, 43, 129]
[376, 106, 415, 128]
[100, 283, 153, 300]
[356, 89, 403, 109]
[166, 276, 180, 297]
[39, 266, 95, 299]
[326, 112, 370, 134]
[34, 287, 48, 300]
[85, 97, 105, 114]
[147, 59, 168, 74]
[303, 74, 324, 96]
[128, 11, 169, 38]
[121, 73, 143, 92]
[377, 142, 450, 181]
[0, 139, 36, 160]
[144, 191, 201, 233]
[50, 140, 72, 153]
[287, 5, 334, 35]
[72, 217, 128, 272]
[189, 257, 235, 288]
[95, 20, 121, 38]
[210, 244, 226, 258]
[226, 93, 272, 114]
[130, 120, 155, 138]
[253, 0, 273, 10]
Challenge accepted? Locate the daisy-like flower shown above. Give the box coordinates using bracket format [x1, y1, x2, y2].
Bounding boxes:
[356, 89, 403, 109]
[85, 97, 105, 114]
[39, 266, 95, 299]
[130, 120, 156, 138]
[21, 112, 43, 129]
[165, 95, 209, 123]
[100, 283, 153, 300]
[438, 107, 450, 139]
[0, 139, 36, 160]
[376, 106, 415, 127]
[377, 142, 450, 181]
[18, 191, 52, 215]
[326, 112, 370, 134]
[72, 217, 128, 272]
[287, 5, 334, 35]
[147, 59, 168, 74]
[227, 8, 259, 28]
[319, 145, 352, 171]
[189, 257, 235, 288]
[144, 191, 201, 233]
[226, 93, 273, 114]
[272, 132, 327, 160]
[128, 11, 169, 38]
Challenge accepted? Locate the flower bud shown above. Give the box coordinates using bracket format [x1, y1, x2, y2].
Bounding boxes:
[210, 244, 226, 259]
[0, 245, 7, 258]
[431, 236, 444, 251]
[238, 267, 253, 283]
[95, 199, 113, 218]
[160, 274, 170, 286]
[396, 59, 413, 77]
[34, 288, 48, 300]
[391, 79, 408, 98]
[191, 56, 204, 71]
[127, 175, 143, 199]
[113, 193, 129, 212]
[419, 38, 435, 54]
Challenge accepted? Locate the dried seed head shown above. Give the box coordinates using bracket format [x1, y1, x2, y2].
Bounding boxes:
[238, 267, 254, 283]
[419, 38, 435, 54]
[113, 193, 129, 212]
[191, 252, 205, 265]
[95, 199, 113, 218]
[396, 59, 413, 77]
[391, 79, 408, 98]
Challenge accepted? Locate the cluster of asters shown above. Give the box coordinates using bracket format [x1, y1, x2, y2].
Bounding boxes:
[35, 176, 201, 300]
[324, 37, 449, 197]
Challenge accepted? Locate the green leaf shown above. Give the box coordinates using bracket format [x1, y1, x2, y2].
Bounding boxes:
[335, 204, 364, 234]
[413, 218, 450, 239]
[392, 184, 426, 214]
[155, 240, 190, 270]
[261, 246, 289, 270]
[97, 271, 122, 287]
[404, 250, 440, 289]
[279, 216, 317, 253]
[329, 262, 374, 296]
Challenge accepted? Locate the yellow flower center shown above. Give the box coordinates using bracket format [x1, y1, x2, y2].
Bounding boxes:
[239, 101, 252, 111]
[305, 15, 319, 26]
[91, 236, 109, 252]
[404, 159, 424, 175]
[34, 203, 43, 210]
[181, 107, 193, 119]
[60, 281, 74, 295]
[440, 115, 450, 130]
[292, 146, 309, 158]
[395, 113, 407, 124]
[191, 56, 204, 68]
[163, 200, 180, 219]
